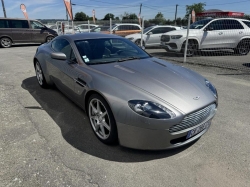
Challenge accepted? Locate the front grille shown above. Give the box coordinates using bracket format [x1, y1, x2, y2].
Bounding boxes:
[169, 104, 216, 133]
[161, 35, 170, 42]
[169, 43, 177, 49]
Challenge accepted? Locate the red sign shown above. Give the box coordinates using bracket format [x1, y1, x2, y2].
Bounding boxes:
[196, 11, 244, 17]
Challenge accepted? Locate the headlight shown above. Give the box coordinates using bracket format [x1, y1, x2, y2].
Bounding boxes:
[127, 37, 134, 40]
[205, 79, 217, 98]
[171, 35, 183, 39]
[128, 100, 176, 119]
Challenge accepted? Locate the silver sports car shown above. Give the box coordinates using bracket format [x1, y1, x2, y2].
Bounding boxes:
[33, 33, 218, 150]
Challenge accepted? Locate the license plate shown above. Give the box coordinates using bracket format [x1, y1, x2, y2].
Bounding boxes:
[186, 120, 211, 139]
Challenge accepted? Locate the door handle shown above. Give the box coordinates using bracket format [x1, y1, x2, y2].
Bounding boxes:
[218, 32, 223, 35]
[239, 31, 243, 34]
[74, 78, 86, 87]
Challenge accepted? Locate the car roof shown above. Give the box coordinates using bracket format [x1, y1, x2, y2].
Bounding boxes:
[114, 23, 141, 26]
[151, 25, 181, 28]
[58, 33, 122, 41]
[0, 17, 38, 21]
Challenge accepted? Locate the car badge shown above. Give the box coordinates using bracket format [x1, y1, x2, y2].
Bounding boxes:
[193, 96, 200, 100]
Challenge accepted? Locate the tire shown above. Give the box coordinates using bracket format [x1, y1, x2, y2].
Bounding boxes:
[88, 94, 118, 144]
[0, 37, 12, 48]
[135, 39, 145, 47]
[234, 40, 250, 55]
[46, 36, 54, 43]
[35, 61, 48, 88]
[181, 40, 198, 57]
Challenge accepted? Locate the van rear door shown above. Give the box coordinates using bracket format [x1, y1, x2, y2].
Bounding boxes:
[9, 20, 31, 43]
[0, 19, 12, 39]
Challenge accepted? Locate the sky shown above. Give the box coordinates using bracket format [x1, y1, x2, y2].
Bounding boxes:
[0, 0, 250, 20]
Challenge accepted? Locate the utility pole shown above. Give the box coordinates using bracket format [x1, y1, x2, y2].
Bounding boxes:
[139, 3, 142, 26]
[66, 9, 68, 21]
[1, 0, 7, 18]
[174, 4, 178, 26]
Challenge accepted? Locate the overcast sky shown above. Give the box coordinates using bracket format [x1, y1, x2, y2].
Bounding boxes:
[1, 0, 250, 20]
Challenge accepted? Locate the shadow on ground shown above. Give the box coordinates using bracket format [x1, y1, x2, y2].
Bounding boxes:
[12, 44, 41, 47]
[21, 76, 196, 163]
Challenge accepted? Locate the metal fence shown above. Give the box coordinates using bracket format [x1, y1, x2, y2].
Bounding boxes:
[43, 17, 250, 72]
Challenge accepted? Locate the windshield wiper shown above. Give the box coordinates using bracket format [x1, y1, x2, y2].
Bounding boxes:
[117, 56, 141, 62]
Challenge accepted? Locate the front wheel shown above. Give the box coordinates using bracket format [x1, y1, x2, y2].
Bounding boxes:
[135, 39, 145, 47]
[0, 37, 12, 48]
[88, 94, 118, 144]
[234, 40, 250, 55]
[181, 40, 197, 57]
[46, 36, 54, 43]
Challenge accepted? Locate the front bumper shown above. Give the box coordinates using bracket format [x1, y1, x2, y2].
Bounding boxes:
[117, 111, 216, 150]
[160, 37, 184, 52]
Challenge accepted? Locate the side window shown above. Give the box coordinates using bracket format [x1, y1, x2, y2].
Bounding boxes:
[243, 21, 250, 28]
[0, 20, 9, 28]
[223, 20, 244, 29]
[30, 21, 44, 29]
[151, 28, 164, 34]
[9, 20, 29, 28]
[131, 25, 140, 30]
[207, 20, 225, 30]
[51, 39, 76, 62]
[162, 27, 176, 33]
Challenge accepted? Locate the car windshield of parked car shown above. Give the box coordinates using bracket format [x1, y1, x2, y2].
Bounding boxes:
[75, 38, 150, 65]
[190, 19, 213, 29]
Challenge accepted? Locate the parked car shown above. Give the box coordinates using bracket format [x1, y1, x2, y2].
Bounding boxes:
[125, 25, 181, 47]
[102, 23, 141, 37]
[33, 33, 218, 150]
[77, 24, 99, 32]
[0, 18, 57, 48]
[161, 18, 250, 56]
[90, 26, 110, 32]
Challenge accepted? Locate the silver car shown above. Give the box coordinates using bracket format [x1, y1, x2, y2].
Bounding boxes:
[33, 33, 218, 150]
[126, 25, 181, 47]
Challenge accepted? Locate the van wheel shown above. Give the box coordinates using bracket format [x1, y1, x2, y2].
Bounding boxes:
[0, 37, 12, 48]
[46, 36, 54, 43]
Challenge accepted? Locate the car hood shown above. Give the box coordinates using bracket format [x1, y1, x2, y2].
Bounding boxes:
[89, 57, 215, 114]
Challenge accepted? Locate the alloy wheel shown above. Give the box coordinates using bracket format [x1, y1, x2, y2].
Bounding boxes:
[35, 62, 43, 86]
[1, 38, 12, 48]
[88, 98, 111, 140]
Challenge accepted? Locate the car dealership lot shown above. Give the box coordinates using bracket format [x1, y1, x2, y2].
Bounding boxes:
[0, 45, 250, 187]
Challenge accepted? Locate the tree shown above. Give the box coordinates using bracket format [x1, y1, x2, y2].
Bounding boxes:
[115, 16, 120, 20]
[185, 3, 206, 18]
[244, 14, 250, 20]
[176, 17, 182, 26]
[74, 12, 89, 21]
[155, 12, 164, 19]
[103, 13, 115, 20]
[88, 17, 97, 21]
[121, 12, 138, 20]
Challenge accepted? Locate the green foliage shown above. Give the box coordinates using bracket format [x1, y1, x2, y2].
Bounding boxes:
[185, 3, 206, 18]
[155, 12, 164, 19]
[103, 13, 115, 20]
[74, 12, 89, 21]
[243, 14, 250, 20]
[121, 12, 138, 20]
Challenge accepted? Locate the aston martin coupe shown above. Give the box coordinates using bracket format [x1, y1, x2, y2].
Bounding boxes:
[33, 33, 218, 150]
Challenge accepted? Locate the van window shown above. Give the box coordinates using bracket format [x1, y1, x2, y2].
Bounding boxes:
[0, 20, 9, 28]
[30, 21, 44, 29]
[9, 20, 29, 28]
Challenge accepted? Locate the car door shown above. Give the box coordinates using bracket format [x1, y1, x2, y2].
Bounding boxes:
[9, 19, 31, 43]
[49, 38, 79, 99]
[0, 19, 12, 39]
[146, 27, 176, 46]
[30, 20, 48, 43]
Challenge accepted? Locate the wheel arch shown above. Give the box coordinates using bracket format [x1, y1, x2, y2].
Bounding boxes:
[0, 35, 13, 42]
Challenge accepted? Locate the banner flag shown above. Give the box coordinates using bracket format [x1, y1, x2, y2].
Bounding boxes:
[92, 9, 96, 24]
[63, 0, 73, 20]
[20, 4, 29, 20]
[192, 9, 196, 23]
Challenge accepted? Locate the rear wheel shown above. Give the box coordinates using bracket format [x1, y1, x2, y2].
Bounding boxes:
[234, 40, 250, 55]
[88, 94, 118, 144]
[35, 61, 48, 88]
[0, 37, 12, 48]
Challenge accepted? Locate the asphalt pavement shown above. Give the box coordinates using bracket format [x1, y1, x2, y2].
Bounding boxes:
[0, 44, 250, 187]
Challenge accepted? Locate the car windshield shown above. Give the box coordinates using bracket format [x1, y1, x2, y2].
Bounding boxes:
[90, 26, 109, 32]
[189, 19, 213, 29]
[75, 38, 150, 65]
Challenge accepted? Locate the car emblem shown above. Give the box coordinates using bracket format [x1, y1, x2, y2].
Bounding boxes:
[193, 96, 200, 100]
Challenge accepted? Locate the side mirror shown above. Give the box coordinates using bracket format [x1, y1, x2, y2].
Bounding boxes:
[205, 26, 213, 31]
[147, 32, 153, 35]
[51, 52, 66, 60]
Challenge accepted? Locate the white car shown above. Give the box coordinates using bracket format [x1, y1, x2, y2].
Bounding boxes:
[77, 24, 99, 32]
[161, 18, 250, 56]
[126, 25, 181, 47]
